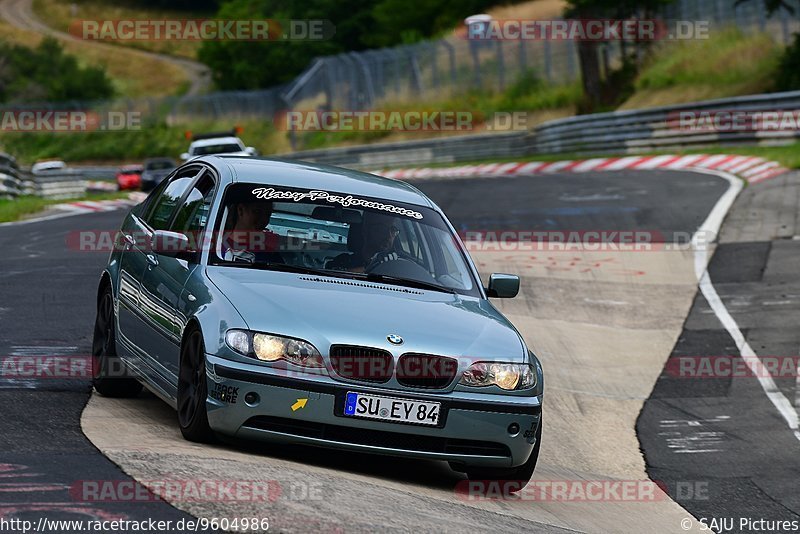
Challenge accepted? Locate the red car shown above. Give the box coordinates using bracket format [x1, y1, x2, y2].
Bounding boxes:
[116, 165, 144, 191]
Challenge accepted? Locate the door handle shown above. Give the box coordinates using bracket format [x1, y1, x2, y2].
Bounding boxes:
[146, 254, 159, 268]
[122, 233, 135, 249]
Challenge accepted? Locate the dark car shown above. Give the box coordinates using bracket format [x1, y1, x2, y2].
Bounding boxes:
[140, 157, 177, 191]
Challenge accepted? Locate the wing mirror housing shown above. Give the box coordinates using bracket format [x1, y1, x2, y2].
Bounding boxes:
[486, 273, 520, 298]
[152, 230, 192, 259]
[180, 152, 191, 161]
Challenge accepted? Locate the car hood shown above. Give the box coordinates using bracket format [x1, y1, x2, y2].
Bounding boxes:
[206, 267, 526, 361]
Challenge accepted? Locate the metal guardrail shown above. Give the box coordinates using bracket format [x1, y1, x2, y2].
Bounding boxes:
[280, 131, 532, 168]
[18, 170, 88, 200]
[279, 90, 800, 169]
[0, 173, 21, 198]
[534, 90, 800, 155]
[0, 154, 21, 199]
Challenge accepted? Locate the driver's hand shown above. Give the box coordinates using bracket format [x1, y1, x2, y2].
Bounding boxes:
[224, 249, 256, 264]
[366, 251, 398, 271]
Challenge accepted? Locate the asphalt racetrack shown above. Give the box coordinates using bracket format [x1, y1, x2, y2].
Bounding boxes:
[1, 168, 798, 533]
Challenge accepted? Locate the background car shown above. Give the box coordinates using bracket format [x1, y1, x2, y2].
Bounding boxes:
[140, 157, 177, 192]
[31, 160, 67, 175]
[180, 130, 258, 161]
[115, 164, 144, 191]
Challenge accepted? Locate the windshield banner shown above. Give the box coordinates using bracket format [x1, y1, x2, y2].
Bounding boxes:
[251, 187, 424, 220]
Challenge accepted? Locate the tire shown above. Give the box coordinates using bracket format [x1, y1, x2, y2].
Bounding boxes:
[177, 328, 215, 443]
[464, 418, 542, 491]
[92, 285, 143, 398]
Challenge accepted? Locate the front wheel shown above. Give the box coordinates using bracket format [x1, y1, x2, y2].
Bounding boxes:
[177, 328, 215, 443]
[92, 286, 142, 398]
[464, 418, 542, 490]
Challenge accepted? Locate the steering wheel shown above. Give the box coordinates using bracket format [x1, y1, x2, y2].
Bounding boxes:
[366, 257, 438, 283]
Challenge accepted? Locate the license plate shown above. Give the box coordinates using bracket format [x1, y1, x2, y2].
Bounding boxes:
[343, 391, 441, 426]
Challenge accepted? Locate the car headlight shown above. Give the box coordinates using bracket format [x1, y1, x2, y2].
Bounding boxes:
[459, 362, 536, 390]
[225, 330, 324, 369]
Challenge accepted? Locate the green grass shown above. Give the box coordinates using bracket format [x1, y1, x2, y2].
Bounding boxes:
[0, 119, 286, 165]
[623, 29, 782, 109]
[294, 75, 582, 150]
[32, 0, 208, 61]
[0, 191, 130, 223]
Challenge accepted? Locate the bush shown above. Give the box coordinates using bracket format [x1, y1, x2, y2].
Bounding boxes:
[775, 32, 800, 91]
[0, 37, 114, 103]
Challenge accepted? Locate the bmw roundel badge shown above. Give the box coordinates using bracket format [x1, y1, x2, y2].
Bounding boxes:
[387, 334, 404, 345]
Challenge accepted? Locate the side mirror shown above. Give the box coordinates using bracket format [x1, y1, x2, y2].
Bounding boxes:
[152, 230, 191, 259]
[245, 146, 257, 156]
[486, 273, 520, 298]
[180, 152, 190, 161]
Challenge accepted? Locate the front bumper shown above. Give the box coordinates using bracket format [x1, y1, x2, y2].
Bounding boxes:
[205, 355, 542, 468]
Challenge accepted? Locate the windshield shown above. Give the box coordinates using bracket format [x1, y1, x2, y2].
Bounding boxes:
[192, 143, 243, 156]
[210, 183, 479, 296]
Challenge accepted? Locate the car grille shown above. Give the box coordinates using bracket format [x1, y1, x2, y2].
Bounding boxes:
[243, 416, 511, 458]
[396, 354, 459, 389]
[330, 345, 394, 383]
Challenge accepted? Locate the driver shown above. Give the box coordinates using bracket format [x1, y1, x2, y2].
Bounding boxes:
[220, 200, 282, 263]
[328, 212, 402, 273]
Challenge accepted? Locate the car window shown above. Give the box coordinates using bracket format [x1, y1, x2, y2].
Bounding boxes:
[144, 168, 202, 230]
[170, 172, 216, 235]
[396, 219, 430, 268]
[136, 175, 171, 216]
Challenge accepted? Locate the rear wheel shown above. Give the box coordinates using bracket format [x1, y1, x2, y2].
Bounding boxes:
[92, 285, 142, 398]
[464, 418, 542, 491]
[177, 328, 215, 442]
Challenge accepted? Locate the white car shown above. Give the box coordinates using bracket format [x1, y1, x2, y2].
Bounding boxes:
[180, 136, 257, 161]
[31, 160, 67, 175]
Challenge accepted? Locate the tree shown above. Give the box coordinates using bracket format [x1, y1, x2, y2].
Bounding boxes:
[565, 0, 672, 112]
[0, 37, 114, 103]
[198, 0, 511, 90]
[735, 0, 794, 14]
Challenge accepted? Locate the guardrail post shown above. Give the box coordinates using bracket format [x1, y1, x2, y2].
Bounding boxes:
[439, 40, 457, 86]
[407, 46, 424, 95]
[496, 41, 506, 91]
[566, 40, 577, 81]
[543, 39, 553, 84]
[757, 0, 767, 32]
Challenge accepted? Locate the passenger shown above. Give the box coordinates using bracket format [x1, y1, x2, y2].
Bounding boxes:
[220, 200, 281, 263]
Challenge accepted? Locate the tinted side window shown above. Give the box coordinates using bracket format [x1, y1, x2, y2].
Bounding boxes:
[144, 169, 201, 230]
[136, 175, 171, 216]
[171, 172, 216, 234]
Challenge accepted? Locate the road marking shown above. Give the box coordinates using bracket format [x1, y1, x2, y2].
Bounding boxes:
[796, 365, 800, 409]
[0, 197, 140, 227]
[570, 158, 609, 172]
[658, 416, 729, 454]
[691, 167, 800, 443]
[373, 154, 790, 185]
[630, 154, 677, 169]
